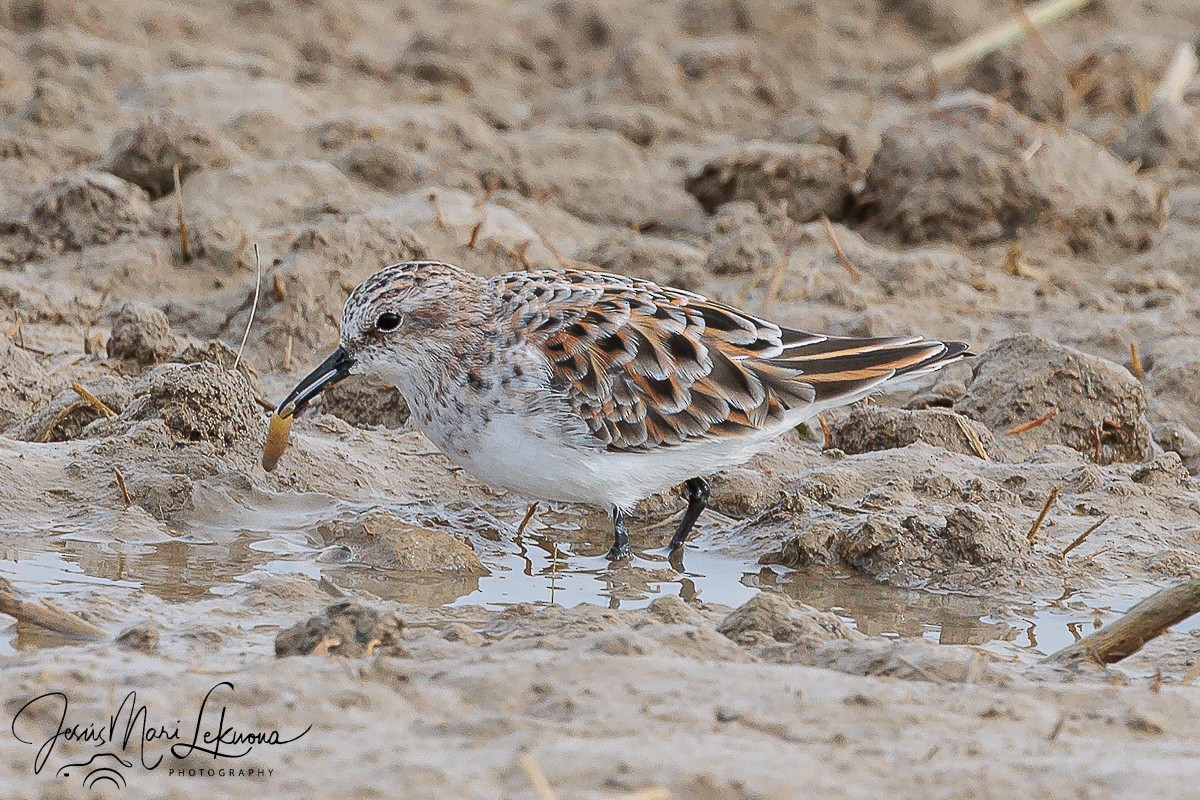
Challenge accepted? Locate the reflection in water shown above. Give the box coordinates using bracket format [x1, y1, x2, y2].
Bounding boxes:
[3, 476, 1199, 659]
[758, 569, 1019, 646]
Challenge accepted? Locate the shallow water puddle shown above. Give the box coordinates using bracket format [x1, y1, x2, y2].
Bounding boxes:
[2, 481, 1197, 659]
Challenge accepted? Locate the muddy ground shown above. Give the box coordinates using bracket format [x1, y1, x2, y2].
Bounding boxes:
[2, 0, 1200, 797]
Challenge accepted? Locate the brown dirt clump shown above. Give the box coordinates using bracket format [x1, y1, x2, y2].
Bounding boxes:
[495, 127, 702, 229]
[106, 301, 178, 368]
[253, 215, 427, 357]
[717, 591, 863, 661]
[316, 512, 488, 605]
[575, 229, 706, 288]
[319, 375, 410, 429]
[20, 171, 152, 252]
[766, 501, 1031, 582]
[1112, 101, 1200, 174]
[0, 338, 49, 430]
[100, 112, 243, 199]
[1153, 421, 1200, 475]
[685, 141, 853, 222]
[704, 202, 782, 275]
[963, 47, 1068, 124]
[957, 335, 1154, 464]
[120, 361, 257, 446]
[943, 504, 1030, 566]
[275, 601, 404, 658]
[8, 375, 133, 442]
[859, 94, 1160, 251]
[336, 140, 430, 192]
[830, 406, 996, 460]
[319, 512, 488, 576]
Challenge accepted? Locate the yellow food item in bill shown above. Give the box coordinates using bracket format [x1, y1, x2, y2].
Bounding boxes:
[261, 410, 294, 472]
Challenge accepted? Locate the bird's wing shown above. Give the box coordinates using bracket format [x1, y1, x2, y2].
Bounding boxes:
[497, 269, 968, 451]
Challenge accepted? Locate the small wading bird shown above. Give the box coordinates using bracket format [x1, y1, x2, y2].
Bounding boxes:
[273, 261, 970, 560]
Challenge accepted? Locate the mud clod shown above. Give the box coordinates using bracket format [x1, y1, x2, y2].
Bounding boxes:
[685, 141, 853, 222]
[337, 140, 429, 192]
[943, 505, 1028, 566]
[830, 406, 996, 459]
[116, 621, 161, 654]
[964, 48, 1067, 123]
[101, 112, 242, 199]
[860, 96, 1160, 251]
[958, 335, 1154, 464]
[320, 512, 488, 577]
[319, 376, 409, 429]
[575, 229, 706, 288]
[1112, 101, 1200, 173]
[120, 362, 257, 446]
[275, 601, 403, 658]
[8, 375, 132, 442]
[1130, 453, 1191, 487]
[718, 591, 863, 656]
[1152, 422, 1200, 475]
[839, 514, 919, 574]
[106, 302, 177, 368]
[704, 204, 781, 275]
[0, 338, 50, 431]
[21, 171, 152, 252]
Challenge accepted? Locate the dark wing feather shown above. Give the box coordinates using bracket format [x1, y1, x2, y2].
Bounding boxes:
[497, 269, 969, 451]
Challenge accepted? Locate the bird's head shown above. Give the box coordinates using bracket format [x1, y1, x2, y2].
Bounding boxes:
[276, 260, 481, 416]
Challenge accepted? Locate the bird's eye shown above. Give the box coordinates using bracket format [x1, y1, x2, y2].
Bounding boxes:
[376, 312, 403, 332]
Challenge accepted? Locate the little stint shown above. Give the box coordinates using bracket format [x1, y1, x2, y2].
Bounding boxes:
[275, 261, 971, 559]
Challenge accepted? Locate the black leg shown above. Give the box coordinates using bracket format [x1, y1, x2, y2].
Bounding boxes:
[606, 507, 631, 560]
[669, 477, 710, 551]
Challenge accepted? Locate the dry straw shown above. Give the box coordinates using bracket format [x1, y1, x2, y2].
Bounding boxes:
[234, 243, 262, 372]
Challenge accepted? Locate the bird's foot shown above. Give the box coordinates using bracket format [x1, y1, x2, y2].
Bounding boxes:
[605, 542, 632, 561]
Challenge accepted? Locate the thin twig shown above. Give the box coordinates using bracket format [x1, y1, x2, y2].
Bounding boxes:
[234, 244, 262, 372]
[1044, 578, 1200, 665]
[1059, 516, 1108, 559]
[1047, 714, 1067, 740]
[1004, 242, 1035, 277]
[112, 466, 132, 507]
[1006, 0, 1072, 115]
[173, 163, 191, 262]
[1026, 485, 1060, 543]
[467, 217, 485, 250]
[759, 218, 801, 315]
[550, 541, 559, 606]
[70, 382, 116, 418]
[1155, 42, 1199, 104]
[517, 753, 560, 800]
[39, 402, 86, 443]
[819, 215, 862, 280]
[0, 576, 108, 640]
[955, 416, 991, 460]
[817, 414, 832, 450]
[515, 502, 539, 536]
[1005, 407, 1059, 435]
[896, 0, 1096, 93]
[1076, 543, 1113, 565]
[760, 256, 789, 315]
[1129, 342, 1145, 379]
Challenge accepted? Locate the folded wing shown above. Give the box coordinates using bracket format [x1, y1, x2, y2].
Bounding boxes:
[499, 269, 970, 451]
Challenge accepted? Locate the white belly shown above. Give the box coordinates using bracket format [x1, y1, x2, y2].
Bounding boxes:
[428, 407, 797, 511]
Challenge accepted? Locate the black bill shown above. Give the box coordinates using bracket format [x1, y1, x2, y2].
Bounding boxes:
[277, 346, 355, 418]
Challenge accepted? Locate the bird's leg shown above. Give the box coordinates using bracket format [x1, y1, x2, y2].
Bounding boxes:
[669, 477, 710, 551]
[606, 507, 632, 560]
